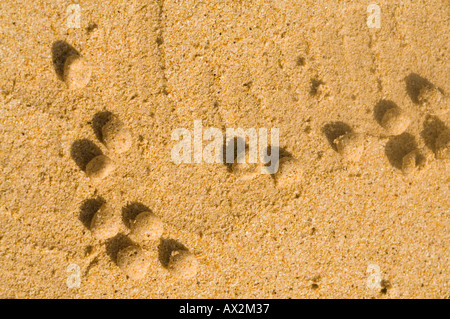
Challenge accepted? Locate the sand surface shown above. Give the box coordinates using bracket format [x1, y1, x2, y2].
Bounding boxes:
[0, 0, 449, 298]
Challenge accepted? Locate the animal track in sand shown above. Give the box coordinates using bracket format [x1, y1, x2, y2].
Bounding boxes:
[51, 40, 91, 90]
[90, 203, 122, 241]
[101, 115, 132, 154]
[401, 150, 426, 176]
[322, 122, 365, 163]
[435, 129, 450, 160]
[220, 137, 302, 186]
[129, 211, 165, 244]
[71, 112, 133, 181]
[374, 100, 411, 136]
[334, 132, 365, 163]
[60, 31, 445, 283]
[380, 107, 411, 136]
[85, 155, 115, 180]
[167, 250, 199, 279]
[70, 110, 197, 280]
[55, 41, 199, 280]
[321, 74, 448, 174]
[406, 73, 448, 116]
[63, 54, 92, 90]
[116, 245, 150, 280]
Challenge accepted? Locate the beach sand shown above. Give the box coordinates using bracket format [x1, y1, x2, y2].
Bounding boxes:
[0, 0, 448, 298]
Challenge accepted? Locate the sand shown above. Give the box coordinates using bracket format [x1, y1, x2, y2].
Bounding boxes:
[0, 0, 449, 298]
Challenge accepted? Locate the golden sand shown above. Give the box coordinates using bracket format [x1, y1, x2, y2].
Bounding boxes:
[0, 0, 448, 298]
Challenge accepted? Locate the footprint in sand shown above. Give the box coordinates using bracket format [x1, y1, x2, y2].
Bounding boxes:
[320, 74, 449, 176]
[377, 75, 448, 174]
[222, 136, 302, 188]
[71, 111, 197, 280]
[56, 41, 199, 280]
[405, 73, 448, 116]
[51, 40, 92, 90]
[322, 121, 366, 164]
[322, 74, 449, 177]
[71, 110, 133, 181]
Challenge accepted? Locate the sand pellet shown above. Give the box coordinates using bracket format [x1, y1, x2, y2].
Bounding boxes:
[102, 117, 132, 154]
[129, 211, 164, 244]
[85, 155, 114, 180]
[381, 108, 411, 135]
[435, 129, 450, 159]
[90, 203, 122, 241]
[167, 250, 198, 279]
[334, 132, 364, 162]
[117, 245, 149, 280]
[63, 55, 92, 90]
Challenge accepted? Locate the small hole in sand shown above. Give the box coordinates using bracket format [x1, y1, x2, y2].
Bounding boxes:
[92, 111, 113, 143]
[84, 245, 94, 256]
[380, 279, 391, 294]
[420, 115, 448, 156]
[121, 202, 151, 229]
[296, 57, 305, 67]
[86, 22, 98, 33]
[243, 81, 253, 89]
[322, 121, 352, 152]
[309, 78, 324, 96]
[385, 133, 418, 169]
[373, 99, 398, 126]
[70, 139, 102, 171]
[157, 238, 187, 268]
[405, 73, 434, 104]
[79, 197, 105, 229]
[51, 41, 79, 81]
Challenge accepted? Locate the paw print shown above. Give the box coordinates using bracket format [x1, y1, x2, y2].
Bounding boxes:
[70, 111, 130, 181]
[322, 73, 449, 175]
[55, 38, 200, 280]
[379, 74, 449, 174]
[222, 137, 302, 188]
[373, 99, 428, 175]
[73, 114, 198, 280]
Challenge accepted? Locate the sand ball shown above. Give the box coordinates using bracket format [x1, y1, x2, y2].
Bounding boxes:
[381, 108, 411, 135]
[129, 211, 164, 243]
[63, 55, 92, 90]
[102, 117, 132, 154]
[90, 204, 121, 240]
[85, 155, 114, 180]
[334, 132, 364, 162]
[117, 245, 149, 280]
[436, 129, 450, 159]
[167, 250, 198, 279]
